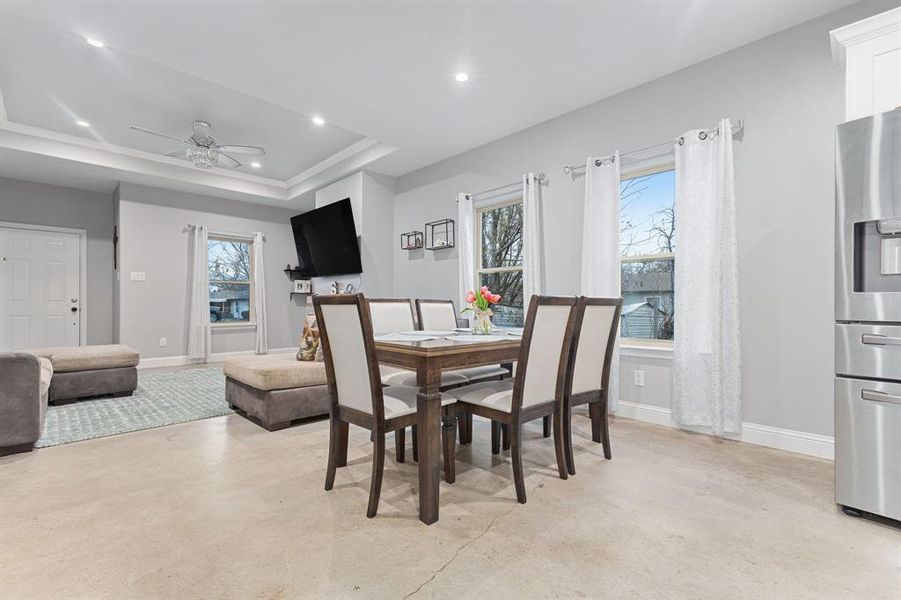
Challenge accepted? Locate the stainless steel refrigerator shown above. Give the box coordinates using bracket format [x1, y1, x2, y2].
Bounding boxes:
[835, 108, 901, 522]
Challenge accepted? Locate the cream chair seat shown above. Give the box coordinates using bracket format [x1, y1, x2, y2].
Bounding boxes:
[448, 380, 514, 412]
[383, 384, 456, 419]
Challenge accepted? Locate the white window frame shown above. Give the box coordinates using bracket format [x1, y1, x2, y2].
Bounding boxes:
[475, 196, 524, 324]
[208, 233, 256, 330]
[620, 162, 675, 349]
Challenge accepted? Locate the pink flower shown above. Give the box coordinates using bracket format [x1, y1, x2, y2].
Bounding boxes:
[490, 294, 501, 303]
[465, 291, 476, 303]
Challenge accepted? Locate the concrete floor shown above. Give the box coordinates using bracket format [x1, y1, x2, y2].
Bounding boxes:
[1, 411, 898, 599]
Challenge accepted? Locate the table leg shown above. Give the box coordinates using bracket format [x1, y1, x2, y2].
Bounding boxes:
[416, 362, 442, 525]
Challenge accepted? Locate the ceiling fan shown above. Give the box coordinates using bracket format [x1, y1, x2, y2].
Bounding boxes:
[129, 120, 265, 169]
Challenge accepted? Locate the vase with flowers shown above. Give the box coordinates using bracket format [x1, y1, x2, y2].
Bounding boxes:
[461, 286, 502, 335]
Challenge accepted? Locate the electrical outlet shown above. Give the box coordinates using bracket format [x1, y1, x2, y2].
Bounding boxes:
[633, 369, 645, 387]
[159, 337, 167, 348]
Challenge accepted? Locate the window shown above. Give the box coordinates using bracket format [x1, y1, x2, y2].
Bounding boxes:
[208, 237, 254, 325]
[476, 199, 524, 326]
[620, 168, 675, 342]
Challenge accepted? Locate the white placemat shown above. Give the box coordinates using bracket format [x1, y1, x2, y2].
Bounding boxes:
[446, 335, 510, 343]
[399, 330, 456, 336]
[375, 333, 437, 342]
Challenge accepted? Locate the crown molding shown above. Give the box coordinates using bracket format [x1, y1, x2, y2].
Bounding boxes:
[831, 6, 901, 64]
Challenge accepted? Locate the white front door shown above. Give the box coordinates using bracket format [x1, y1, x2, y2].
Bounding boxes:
[0, 226, 81, 351]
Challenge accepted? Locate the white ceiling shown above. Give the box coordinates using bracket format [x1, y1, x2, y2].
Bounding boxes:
[0, 0, 856, 198]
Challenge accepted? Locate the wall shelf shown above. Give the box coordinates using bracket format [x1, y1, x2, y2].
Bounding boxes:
[425, 219, 455, 250]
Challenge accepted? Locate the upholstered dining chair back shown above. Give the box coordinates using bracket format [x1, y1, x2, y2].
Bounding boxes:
[314, 294, 382, 417]
[514, 296, 580, 410]
[569, 298, 623, 395]
[415, 299, 458, 331]
[368, 299, 416, 334]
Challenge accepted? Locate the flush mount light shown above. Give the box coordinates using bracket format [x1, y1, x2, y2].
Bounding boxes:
[76, 120, 90, 127]
[250, 162, 261, 169]
[311, 115, 325, 126]
[86, 38, 104, 48]
[455, 72, 469, 83]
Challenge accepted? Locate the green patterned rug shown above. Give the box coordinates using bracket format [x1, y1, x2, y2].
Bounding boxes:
[36, 366, 233, 448]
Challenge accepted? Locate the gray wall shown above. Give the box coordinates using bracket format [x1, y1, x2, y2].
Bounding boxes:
[393, 1, 897, 437]
[0, 177, 115, 345]
[117, 183, 305, 359]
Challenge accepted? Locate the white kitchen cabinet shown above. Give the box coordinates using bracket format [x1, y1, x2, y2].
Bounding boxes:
[831, 7, 901, 121]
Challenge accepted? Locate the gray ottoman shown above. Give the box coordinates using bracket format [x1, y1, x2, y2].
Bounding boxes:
[223, 355, 331, 431]
[26, 345, 139, 405]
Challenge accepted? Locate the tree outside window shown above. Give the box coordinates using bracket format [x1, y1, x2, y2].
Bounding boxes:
[620, 168, 675, 341]
[208, 238, 253, 324]
[477, 200, 524, 326]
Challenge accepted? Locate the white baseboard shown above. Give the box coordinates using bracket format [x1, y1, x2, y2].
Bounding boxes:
[616, 400, 834, 461]
[138, 347, 297, 369]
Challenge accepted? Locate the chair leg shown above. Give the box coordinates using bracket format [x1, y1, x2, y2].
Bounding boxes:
[563, 399, 576, 476]
[510, 423, 527, 503]
[458, 408, 472, 445]
[464, 411, 473, 444]
[367, 430, 386, 518]
[336, 420, 349, 468]
[442, 407, 456, 484]
[491, 421, 501, 455]
[599, 394, 612, 459]
[395, 427, 406, 463]
[552, 407, 568, 480]
[325, 415, 341, 491]
[411, 424, 418, 462]
[502, 423, 511, 451]
[543, 415, 551, 438]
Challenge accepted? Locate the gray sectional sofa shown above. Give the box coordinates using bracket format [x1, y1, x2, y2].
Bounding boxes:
[0, 353, 52, 456]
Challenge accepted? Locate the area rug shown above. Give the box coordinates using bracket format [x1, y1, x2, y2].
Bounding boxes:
[36, 366, 233, 448]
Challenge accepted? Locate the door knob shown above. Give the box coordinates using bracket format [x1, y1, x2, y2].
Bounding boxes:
[71, 307, 78, 313]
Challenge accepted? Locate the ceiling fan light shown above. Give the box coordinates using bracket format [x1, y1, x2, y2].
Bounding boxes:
[187, 146, 219, 169]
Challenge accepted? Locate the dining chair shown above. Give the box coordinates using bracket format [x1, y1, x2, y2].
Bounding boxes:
[368, 298, 466, 463]
[416, 298, 512, 446]
[447, 296, 581, 503]
[562, 297, 622, 475]
[314, 294, 457, 518]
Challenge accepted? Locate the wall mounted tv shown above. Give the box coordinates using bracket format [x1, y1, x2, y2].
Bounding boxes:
[290, 198, 362, 278]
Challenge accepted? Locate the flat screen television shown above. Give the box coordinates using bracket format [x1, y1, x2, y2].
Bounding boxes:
[290, 198, 362, 278]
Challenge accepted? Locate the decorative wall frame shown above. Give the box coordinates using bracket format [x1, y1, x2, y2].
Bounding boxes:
[401, 230, 424, 250]
[425, 219, 455, 250]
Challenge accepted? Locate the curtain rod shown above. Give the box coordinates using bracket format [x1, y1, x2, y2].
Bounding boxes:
[464, 172, 547, 200]
[185, 223, 265, 242]
[562, 117, 744, 175]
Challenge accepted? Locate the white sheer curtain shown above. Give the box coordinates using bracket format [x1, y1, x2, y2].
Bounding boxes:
[581, 153, 622, 412]
[457, 192, 476, 312]
[672, 118, 741, 436]
[252, 232, 268, 355]
[187, 224, 211, 362]
[522, 173, 543, 301]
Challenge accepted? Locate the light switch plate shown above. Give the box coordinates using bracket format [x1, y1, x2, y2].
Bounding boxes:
[159, 337, 167, 347]
[130, 272, 146, 281]
[633, 369, 645, 387]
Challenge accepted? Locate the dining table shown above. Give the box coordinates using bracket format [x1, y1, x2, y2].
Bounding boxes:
[374, 329, 523, 525]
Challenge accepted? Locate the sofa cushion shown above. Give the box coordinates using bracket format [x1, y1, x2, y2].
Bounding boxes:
[26, 345, 140, 373]
[223, 355, 328, 391]
[37, 357, 53, 398]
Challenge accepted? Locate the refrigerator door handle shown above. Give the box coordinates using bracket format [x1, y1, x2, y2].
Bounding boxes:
[861, 334, 901, 346]
[861, 389, 901, 406]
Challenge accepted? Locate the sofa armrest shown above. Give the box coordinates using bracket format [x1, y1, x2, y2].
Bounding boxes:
[0, 353, 43, 447]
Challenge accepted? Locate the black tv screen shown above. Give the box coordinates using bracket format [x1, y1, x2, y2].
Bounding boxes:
[290, 198, 362, 277]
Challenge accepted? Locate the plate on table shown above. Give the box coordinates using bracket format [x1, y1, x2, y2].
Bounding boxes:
[375, 333, 438, 342]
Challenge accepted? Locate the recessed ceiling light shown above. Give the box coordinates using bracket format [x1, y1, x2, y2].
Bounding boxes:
[455, 72, 469, 83]
[250, 162, 261, 169]
[311, 115, 325, 126]
[85, 38, 104, 48]
[76, 120, 90, 127]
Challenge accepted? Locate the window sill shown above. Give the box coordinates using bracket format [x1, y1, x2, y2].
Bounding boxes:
[620, 342, 673, 360]
[212, 322, 257, 331]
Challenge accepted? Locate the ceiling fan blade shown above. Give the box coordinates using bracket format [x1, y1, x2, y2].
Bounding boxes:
[163, 148, 185, 157]
[130, 125, 191, 145]
[214, 144, 265, 156]
[217, 151, 242, 168]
